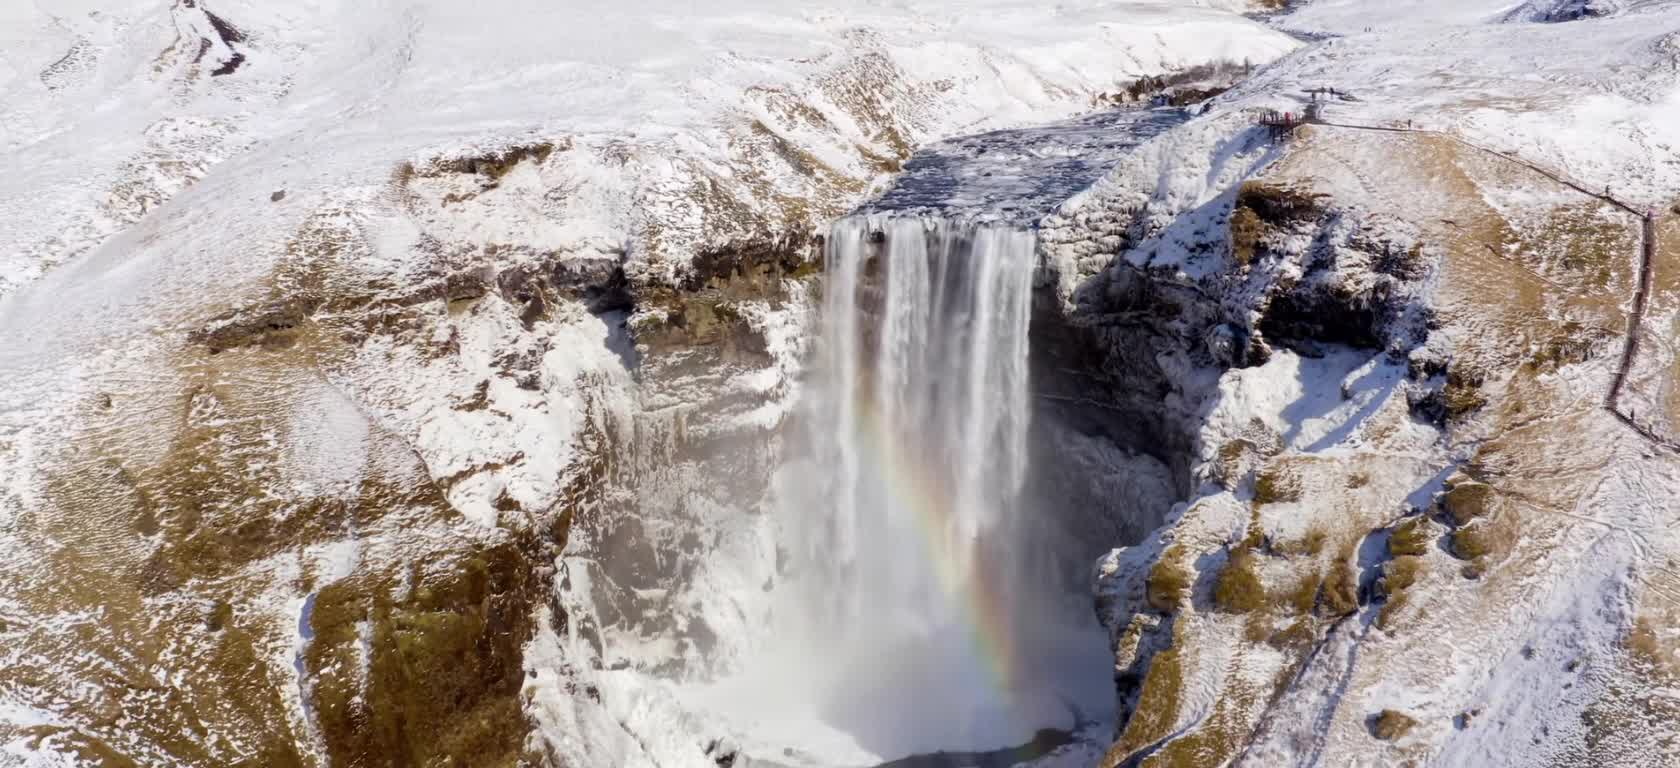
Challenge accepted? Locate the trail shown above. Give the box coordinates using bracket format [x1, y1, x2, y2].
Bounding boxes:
[1311, 120, 1676, 453]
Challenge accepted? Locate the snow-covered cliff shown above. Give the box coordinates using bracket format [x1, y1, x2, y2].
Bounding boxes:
[0, 1, 1298, 766]
[1058, 2, 1680, 765]
[7, 0, 1680, 765]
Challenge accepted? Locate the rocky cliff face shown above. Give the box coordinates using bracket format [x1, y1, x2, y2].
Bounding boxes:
[8, 0, 1680, 766]
[1072, 22, 1680, 761]
[1062, 141, 1452, 768]
[0, 2, 1305, 765]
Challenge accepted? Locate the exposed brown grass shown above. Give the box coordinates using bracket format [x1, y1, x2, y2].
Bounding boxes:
[1253, 464, 1302, 505]
[1627, 617, 1665, 668]
[1525, 320, 1611, 373]
[1371, 709, 1418, 741]
[1442, 481, 1493, 526]
[1148, 546, 1194, 614]
[1269, 616, 1317, 651]
[1104, 628, 1186, 766]
[1236, 182, 1323, 224]
[1229, 182, 1325, 267]
[1214, 548, 1265, 614]
[1285, 570, 1323, 615]
[1211, 438, 1259, 489]
[1321, 543, 1360, 617]
[1231, 206, 1263, 267]
[1389, 516, 1434, 557]
[1281, 525, 1330, 557]
[1378, 556, 1424, 629]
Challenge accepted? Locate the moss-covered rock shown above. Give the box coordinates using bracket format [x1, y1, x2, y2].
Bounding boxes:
[1452, 523, 1495, 560]
[1442, 365, 1488, 420]
[191, 295, 322, 354]
[1381, 556, 1422, 596]
[632, 235, 819, 361]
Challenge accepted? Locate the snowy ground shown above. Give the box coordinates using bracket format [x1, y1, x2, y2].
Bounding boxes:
[8, 0, 1679, 764]
[1062, 1, 1680, 763]
[0, 1, 1299, 767]
[0, 0, 1298, 298]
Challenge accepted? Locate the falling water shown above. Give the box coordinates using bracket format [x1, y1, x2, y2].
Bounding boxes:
[751, 213, 1110, 759]
[799, 214, 1034, 634]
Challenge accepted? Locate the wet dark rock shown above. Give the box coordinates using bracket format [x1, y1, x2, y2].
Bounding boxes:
[209, 52, 245, 77]
[632, 234, 816, 363]
[424, 141, 563, 179]
[551, 257, 632, 313]
[1504, 0, 1614, 22]
[191, 296, 321, 353]
[875, 728, 1076, 768]
[444, 267, 492, 302]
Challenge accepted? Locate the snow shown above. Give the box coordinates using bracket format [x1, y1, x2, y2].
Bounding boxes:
[9, 0, 1680, 764]
[1051, 3, 1680, 763]
[0, 0, 1297, 300]
[280, 381, 370, 499]
[0, 21, 1299, 760]
[1256, 2, 1680, 206]
[1202, 347, 1420, 455]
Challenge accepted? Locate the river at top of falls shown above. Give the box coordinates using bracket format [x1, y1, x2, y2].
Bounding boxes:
[689, 213, 1115, 766]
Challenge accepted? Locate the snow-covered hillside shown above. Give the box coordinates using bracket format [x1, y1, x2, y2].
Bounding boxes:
[0, 1, 1298, 766]
[1042, 1, 1680, 766]
[0, 0, 1294, 297]
[6, 0, 1680, 764]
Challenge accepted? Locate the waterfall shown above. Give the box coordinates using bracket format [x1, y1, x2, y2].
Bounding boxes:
[741, 213, 1110, 759]
[799, 214, 1035, 639]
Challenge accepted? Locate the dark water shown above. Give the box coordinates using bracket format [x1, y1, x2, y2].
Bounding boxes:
[861, 108, 1190, 223]
[298, 591, 318, 640]
[874, 728, 1077, 768]
[732, 727, 1080, 768]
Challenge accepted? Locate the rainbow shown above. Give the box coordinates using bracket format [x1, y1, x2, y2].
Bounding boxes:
[846, 395, 1023, 695]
